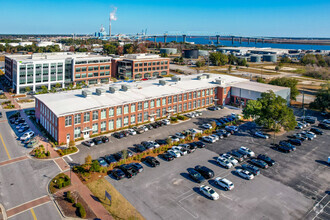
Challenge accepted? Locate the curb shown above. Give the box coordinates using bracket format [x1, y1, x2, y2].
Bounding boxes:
[0, 203, 7, 220]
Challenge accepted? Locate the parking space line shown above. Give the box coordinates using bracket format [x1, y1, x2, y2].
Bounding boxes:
[30, 208, 37, 220]
[313, 201, 330, 220]
[0, 133, 11, 160]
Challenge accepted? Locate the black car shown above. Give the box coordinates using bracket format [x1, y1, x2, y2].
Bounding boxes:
[145, 124, 153, 130]
[188, 142, 198, 151]
[161, 152, 175, 161]
[121, 130, 129, 137]
[113, 132, 124, 139]
[217, 129, 231, 137]
[112, 168, 125, 180]
[289, 134, 307, 141]
[134, 144, 146, 153]
[305, 118, 316, 124]
[93, 137, 103, 145]
[101, 136, 109, 143]
[113, 152, 124, 161]
[120, 164, 138, 178]
[155, 121, 164, 127]
[155, 139, 167, 146]
[230, 150, 247, 159]
[194, 165, 214, 179]
[257, 154, 275, 166]
[241, 164, 260, 176]
[131, 163, 144, 173]
[194, 141, 205, 148]
[310, 127, 323, 135]
[288, 139, 302, 146]
[141, 141, 154, 150]
[318, 123, 330, 130]
[104, 155, 117, 164]
[151, 122, 160, 128]
[228, 151, 244, 162]
[250, 159, 268, 169]
[276, 144, 293, 153]
[279, 140, 294, 149]
[187, 168, 205, 183]
[144, 156, 160, 167]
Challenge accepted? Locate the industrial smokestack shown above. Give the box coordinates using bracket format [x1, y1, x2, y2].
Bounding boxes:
[109, 7, 117, 37]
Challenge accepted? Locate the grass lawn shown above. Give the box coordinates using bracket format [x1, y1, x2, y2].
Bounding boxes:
[87, 178, 145, 220]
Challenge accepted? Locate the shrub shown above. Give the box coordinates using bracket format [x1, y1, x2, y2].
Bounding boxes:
[66, 191, 75, 203]
[177, 115, 185, 120]
[75, 203, 86, 218]
[69, 140, 75, 147]
[170, 117, 178, 122]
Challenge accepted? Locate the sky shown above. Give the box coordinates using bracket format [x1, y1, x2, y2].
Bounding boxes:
[1, 0, 330, 37]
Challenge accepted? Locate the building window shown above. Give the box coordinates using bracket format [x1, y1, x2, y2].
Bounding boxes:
[183, 93, 187, 101]
[188, 102, 192, 109]
[92, 123, 98, 133]
[162, 108, 166, 116]
[210, 88, 213, 95]
[131, 104, 136, 113]
[193, 92, 197, 98]
[198, 100, 201, 107]
[224, 88, 227, 94]
[202, 99, 205, 106]
[138, 113, 142, 123]
[178, 94, 182, 102]
[150, 100, 155, 108]
[168, 96, 172, 104]
[156, 109, 161, 118]
[74, 127, 81, 138]
[116, 118, 122, 129]
[206, 89, 209, 95]
[74, 114, 81, 124]
[101, 121, 106, 132]
[108, 120, 114, 130]
[109, 108, 114, 117]
[189, 93, 192, 99]
[83, 113, 89, 123]
[124, 116, 129, 126]
[202, 90, 205, 97]
[178, 104, 182, 112]
[206, 98, 210, 105]
[197, 91, 201, 98]
[193, 101, 196, 108]
[131, 115, 136, 124]
[116, 106, 122, 115]
[173, 105, 177, 113]
[65, 116, 72, 127]
[124, 105, 129, 114]
[184, 103, 187, 111]
[173, 95, 177, 103]
[144, 101, 149, 110]
[101, 109, 106, 119]
[92, 111, 98, 120]
[144, 112, 149, 122]
[138, 102, 142, 111]
[156, 99, 161, 107]
[162, 98, 166, 105]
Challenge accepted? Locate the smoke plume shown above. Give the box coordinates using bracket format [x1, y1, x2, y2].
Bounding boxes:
[110, 7, 117, 21]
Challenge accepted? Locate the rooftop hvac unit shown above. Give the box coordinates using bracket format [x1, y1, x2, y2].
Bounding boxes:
[82, 90, 92, 97]
[96, 88, 105, 95]
[109, 87, 117, 93]
[121, 84, 130, 91]
[171, 76, 181, 82]
[203, 74, 210, 79]
[197, 75, 207, 80]
[215, 78, 225, 85]
[159, 80, 166, 85]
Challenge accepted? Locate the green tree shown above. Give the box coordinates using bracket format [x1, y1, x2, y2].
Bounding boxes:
[275, 66, 280, 72]
[25, 87, 31, 93]
[243, 91, 296, 131]
[195, 60, 205, 68]
[160, 53, 168, 57]
[228, 65, 233, 73]
[228, 54, 238, 65]
[269, 77, 299, 100]
[55, 83, 61, 89]
[122, 149, 128, 159]
[280, 56, 291, 63]
[310, 82, 330, 111]
[209, 52, 228, 66]
[237, 58, 247, 66]
[90, 160, 101, 172]
[103, 44, 117, 55]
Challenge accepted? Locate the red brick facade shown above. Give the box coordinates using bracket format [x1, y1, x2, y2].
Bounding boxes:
[131, 58, 170, 79]
[73, 62, 112, 85]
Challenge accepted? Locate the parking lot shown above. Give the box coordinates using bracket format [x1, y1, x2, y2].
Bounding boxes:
[68, 106, 330, 220]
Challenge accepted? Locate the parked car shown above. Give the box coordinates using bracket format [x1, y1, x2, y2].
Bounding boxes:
[155, 139, 167, 145]
[201, 123, 212, 130]
[302, 130, 316, 138]
[16, 123, 27, 129]
[141, 141, 154, 150]
[18, 126, 29, 133]
[151, 122, 160, 128]
[144, 156, 160, 167]
[257, 154, 275, 166]
[214, 177, 234, 191]
[295, 123, 303, 129]
[113, 132, 124, 139]
[97, 158, 109, 167]
[175, 132, 186, 140]
[112, 168, 125, 180]
[20, 131, 34, 141]
[276, 143, 294, 153]
[238, 146, 255, 157]
[83, 140, 95, 147]
[217, 129, 231, 137]
[141, 126, 148, 132]
[250, 159, 268, 169]
[241, 164, 260, 176]
[199, 185, 219, 200]
[149, 141, 160, 148]
[279, 141, 296, 151]
[289, 133, 307, 141]
[120, 164, 138, 178]
[93, 137, 103, 145]
[161, 119, 171, 125]
[101, 136, 109, 143]
[155, 121, 164, 127]
[228, 150, 244, 162]
[299, 132, 314, 140]
[288, 139, 302, 146]
[134, 126, 145, 134]
[216, 156, 233, 169]
[318, 123, 330, 130]
[104, 155, 117, 164]
[254, 131, 269, 139]
[225, 125, 239, 133]
[230, 149, 247, 159]
[194, 165, 214, 179]
[187, 168, 205, 183]
[134, 144, 146, 153]
[202, 136, 216, 143]
[189, 128, 203, 135]
[195, 141, 206, 148]
[210, 134, 220, 141]
[127, 128, 137, 135]
[310, 127, 323, 135]
[220, 153, 238, 165]
[167, 149, 181, 158]
[235, 169, 254, 180]
[172, 146, 188, 156]
[178, 144, 193, 153]
[160, 152, 175, 161]
[145, 124, 153, 130]
[169, 135, 180, 142]
[208, 106, 219, 111]
[131, 163, 144, 173]
[26, 138, 39, 148]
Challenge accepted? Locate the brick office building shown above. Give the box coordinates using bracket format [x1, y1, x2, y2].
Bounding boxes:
[34, 74, 289, 144]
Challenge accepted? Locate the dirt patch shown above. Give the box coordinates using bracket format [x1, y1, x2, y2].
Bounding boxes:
[55, 191, 97, 219]
[263, 66, 297, 71]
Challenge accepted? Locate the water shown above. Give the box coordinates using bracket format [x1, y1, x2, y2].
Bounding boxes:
[148, 37, 330, 51]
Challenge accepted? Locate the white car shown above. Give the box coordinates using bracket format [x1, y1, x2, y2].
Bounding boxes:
[305, 131, 316, 138]
[83, 140, 95, 147]
[301, 131, 316, 139]
[199, 185, 219, 200]
[210, 134, 219, 141]
[220, 153, 238, 165]
[202, 136, 215, 143]
[18, 126, 29, 133]
[172, 146, 188, 156]
[167, 149, 181, 158]
[216, 157, 233, 169]
[185, 113, 195, 118]
[141, 126, 148, 131]
[149, 141, 160, 148]
[20, 131, 35, 141]
[175, 132, 186, 140]
[169, 135, 180, 142]
[162, 119, 171, 125]
[195, 111, 202, 116]
[201, 123, 212, 130]
[254, 131, 269, 139]
[189, 128, 202, 134]
[127, 129, 137, 135]
[238, 146, 255, 157]
[236, 169, 254, 180]
[214, 177, 234, 191]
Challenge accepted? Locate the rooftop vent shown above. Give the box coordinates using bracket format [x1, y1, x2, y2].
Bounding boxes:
[109, 86, 118, 93]
[215, 78, 225, 85]
[197, 75, 207, 80]
[82, 90, 92, 97]
[96, 88, 105, 96]
[121, 84, 130, 91]
[171, 76, 181, 82]
[159, 80, 166, 86]
[203, 74, 210, 79]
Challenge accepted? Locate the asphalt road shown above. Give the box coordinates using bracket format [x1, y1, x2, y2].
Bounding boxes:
[68, 107, 242, 165]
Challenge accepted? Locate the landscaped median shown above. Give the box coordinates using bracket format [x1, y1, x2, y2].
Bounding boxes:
[87, 178, 145, 220]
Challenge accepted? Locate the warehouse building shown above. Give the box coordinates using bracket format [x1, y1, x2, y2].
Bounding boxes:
[34, 73, 290, 144]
